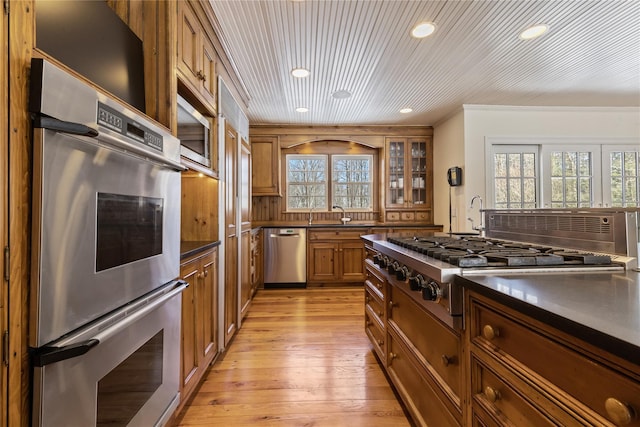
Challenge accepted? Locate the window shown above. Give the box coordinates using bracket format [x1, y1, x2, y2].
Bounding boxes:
[332, 155, 373, 210]
[603, 146, 640, 207]
[491, 146, 537, 208]
[489, 139, 637, 208]
[541, 145, 601, 208]
[285, 154, 373, 211]
[285, 155, 327, 211]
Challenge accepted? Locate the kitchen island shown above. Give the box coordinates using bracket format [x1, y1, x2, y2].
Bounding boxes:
[361, 231, 640, 427]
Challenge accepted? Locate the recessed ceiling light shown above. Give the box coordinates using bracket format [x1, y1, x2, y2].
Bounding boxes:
[291, 68, 310, 78]
[296, 107, 309, 113]
[519, 24, 549, 40]
[400, 108, 413, 114]
[332, 90, 352, 99]
[411, 22, 436, 38]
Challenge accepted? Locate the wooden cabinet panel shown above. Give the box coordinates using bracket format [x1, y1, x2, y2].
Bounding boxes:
[179, 248, 218, 412]
[251, 135, 280, 196]
[224, 235, 238, 346]
[341, 241, 365, 281]
[240, 139, 251, 231]
[389, 285, 462, 405]
[240, 230, 252, 318]
[308, 242, 338, 282]
[176, 1, 217, 114]
[466, 291, 640, 427]
[387, 330, 461, 427]
[225, 123, 237, 237]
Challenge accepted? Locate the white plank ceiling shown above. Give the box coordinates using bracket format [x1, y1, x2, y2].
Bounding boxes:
[209, 0, 640, 126]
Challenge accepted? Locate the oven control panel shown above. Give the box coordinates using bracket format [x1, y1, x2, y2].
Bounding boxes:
[98, 102, 163, 152]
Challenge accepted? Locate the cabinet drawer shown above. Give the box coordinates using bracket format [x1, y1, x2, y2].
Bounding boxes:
[470, 298, 640, 426]
[386, 212, 400, 221]
[387, 331, 461, 427]
[365, 264, 386, 300]
[400, 212, 415, 221]
[471, 357, 556, 427]
[389, 285, 462, 401]
[308, 229, 363, 240]
[365, 310, 385, 362]
[365, 285, 385, 323]
[416, 211, 429, 221]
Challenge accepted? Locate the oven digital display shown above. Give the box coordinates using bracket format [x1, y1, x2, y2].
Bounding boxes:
[96, 193, 163, 272]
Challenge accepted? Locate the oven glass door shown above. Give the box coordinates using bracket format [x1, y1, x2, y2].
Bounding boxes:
[31, 129, 181, 347]
[32, 284, 183, 427]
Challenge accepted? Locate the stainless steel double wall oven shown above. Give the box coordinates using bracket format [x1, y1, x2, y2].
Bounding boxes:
[29, 58, 186, 426]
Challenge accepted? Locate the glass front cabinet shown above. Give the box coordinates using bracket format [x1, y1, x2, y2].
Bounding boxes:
[384, 137, 433, 223]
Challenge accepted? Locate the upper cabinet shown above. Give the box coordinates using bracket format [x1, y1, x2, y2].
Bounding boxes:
[250, 135, 281, 196]
[384, 136, 433, 223]
[177, 1, 217, 114]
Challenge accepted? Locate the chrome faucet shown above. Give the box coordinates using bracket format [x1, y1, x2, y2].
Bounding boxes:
[332, 205, 351, 224]
[470, 195, 485, 236]
[308, 206, 314, 225]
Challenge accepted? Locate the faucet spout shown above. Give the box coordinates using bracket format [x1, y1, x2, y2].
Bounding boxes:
[332, 205, 351, 224]
[470, 195, 485, 236]
[308, 207, 314, 225]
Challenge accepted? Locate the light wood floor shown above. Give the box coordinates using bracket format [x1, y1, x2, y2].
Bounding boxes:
[174, 287, 412, 426]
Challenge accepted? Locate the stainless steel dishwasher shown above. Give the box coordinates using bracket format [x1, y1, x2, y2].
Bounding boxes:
[264, 228, 307, 288]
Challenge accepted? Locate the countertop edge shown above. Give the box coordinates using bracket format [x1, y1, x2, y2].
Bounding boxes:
[180, 240, 221, 260]
[456, 274, 640, 366]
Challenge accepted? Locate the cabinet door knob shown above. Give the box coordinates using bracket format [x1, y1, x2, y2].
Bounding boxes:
[389, 301, 395, 310]
[378, 311, 383, 317]
[198, 271, 205, 279]
[441, 354, 450, 367]
[484, 386, 500, 403]
[377, 339, 384, 346]
[389, 352, 397, 360]
[605, 397, 635, 425]
[482, 324, 500, 340]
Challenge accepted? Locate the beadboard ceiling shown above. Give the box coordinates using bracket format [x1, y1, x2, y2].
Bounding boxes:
[209, 0, 640, 126]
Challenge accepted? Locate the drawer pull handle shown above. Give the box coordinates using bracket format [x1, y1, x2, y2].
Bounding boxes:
[389, 301, 396, 310]
[365, 296, 369, 303]
[605, 397, 635, 425]
[441, 355, 450, 367]
[482, 324, 500, 340]
[484, 386, 500, 403]
[377, 339, 384, 346]
[389, 352, 397, 360]
[378, 311, 383, 317]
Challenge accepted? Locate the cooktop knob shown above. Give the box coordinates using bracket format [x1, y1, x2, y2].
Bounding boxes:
[396, 266, 409, 281]
[379, 256, 388, 268]
[421, 280, 442, 302]
[388, 261, 400, 274]
[409, 274, 424, 291]
[373, 254, 381, 265]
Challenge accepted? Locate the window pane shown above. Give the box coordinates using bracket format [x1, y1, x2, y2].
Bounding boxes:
[579, 177, 591, 203]
[332, 155, 373, 210]
[523, 178, 536, 203]
[579, 152, 591, 176]
[508, 178, 522, 203]
[551, 177, 563, 203]
[611, 152, 622, 176]
[564, 152, 577, 176]
[508, 154, 521, 177]
[286, 155, 328, 211]
[624, 152, 638, 176]
[523, 154, 535, 177]
[494, 154, 507, 177]
[565, 177, 577, 202]
[551, 152, 563, 176]
[495, 178, 507, 204]
[611, 176, 623, 205]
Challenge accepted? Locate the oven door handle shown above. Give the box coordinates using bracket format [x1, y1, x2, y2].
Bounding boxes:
[33, 115, 99, 137]
[31, 280, 188, 367]
[32, 339, 99, 367]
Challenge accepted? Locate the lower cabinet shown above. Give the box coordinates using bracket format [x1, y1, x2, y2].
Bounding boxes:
[178, 246, 218, 411]
[240, 230, 252, 318]
[307, 228, 365, 285]
[224, 235, 238, 345]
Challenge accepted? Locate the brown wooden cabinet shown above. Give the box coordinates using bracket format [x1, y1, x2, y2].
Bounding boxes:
[384, 137, 433, 224]
[240, 230, 252, 318]
[251, 228, 263, 290]
[250, 135, 280, 196]
[364, 245, 387, 363]
[466, 290, 640, 427]
[307, 229, 365, 285]
[177, 1, 217, 114]
[178, 247, 218, 412]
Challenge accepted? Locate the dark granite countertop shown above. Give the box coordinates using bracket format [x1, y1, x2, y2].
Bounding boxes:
[180, 240, 221, 260]
[252, 223, 443, 229]
[457, 271, 640, 365]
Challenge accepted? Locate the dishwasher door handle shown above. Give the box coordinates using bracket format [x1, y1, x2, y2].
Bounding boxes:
[269, 233, 302, 238]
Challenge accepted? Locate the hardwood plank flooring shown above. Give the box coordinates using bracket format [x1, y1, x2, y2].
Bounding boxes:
[175, 287, 412, 426]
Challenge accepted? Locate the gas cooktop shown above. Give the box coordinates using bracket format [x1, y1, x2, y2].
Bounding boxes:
[387, 235, 614, 269]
